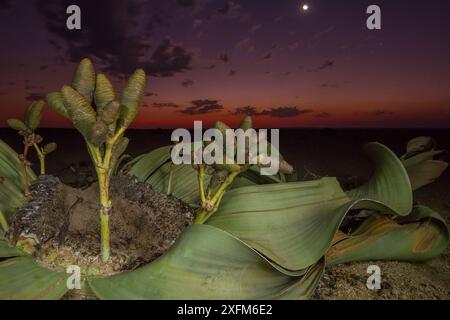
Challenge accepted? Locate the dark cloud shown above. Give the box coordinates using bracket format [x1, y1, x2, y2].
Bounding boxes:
[231, 106, 313, 118]
[145, 92, 158, 97]
[260, 107, 313, 118]
[320, 83, 340, 88]
[228, 70, 236, 76]
[181, 79, 194, 87]
[152, 102, 180, 108]
[217, 52, 229, 63]
[374, 109, 394, 116]
[308, 60, 335, 72]
[176, 0, 196, 8]
[25, 93, 46, 102]
[231, 106, 259, 116]
[262, 53, 272, 60]
[315, 112, 332, 118]
[204, 64, 216, 70]
[39, 65, 48, 70]
[179, 99, 223, 115]
[0, 0, 13, 10]
[217, 1, 241, 17]
[36, 0, 193, 77]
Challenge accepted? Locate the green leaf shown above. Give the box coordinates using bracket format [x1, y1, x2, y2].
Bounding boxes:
[326, 205, 449, 265]
[94, 74, 115, 114]
[0, 256, 68, 300]
[88, 224, 323, 300]
[207, 142, 414, 271]
[0, 230, 25, 257]
[46, 92, 69, 119]
[147, 162, 209, 204]
[348, 142, 412, 215]
[72, 58, 96, 103]
[401, 148, 448, 191]
[61, 85, 97, 138]
[403, 136, 436, 159]
[0, 139, 35, 223]
[6, 119, 27, 131]
[25, 100, 44, 130]
[127, 145, 173, 181]
[118, 69, 146, 130]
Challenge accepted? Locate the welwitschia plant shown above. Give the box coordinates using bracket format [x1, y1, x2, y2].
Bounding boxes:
[46, 58, 146, 262]
[193, 116, 293, 224]
[7, 100, 57, 194]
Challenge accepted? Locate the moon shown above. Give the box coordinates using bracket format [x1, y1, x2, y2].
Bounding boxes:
[301, 3, 309, 11]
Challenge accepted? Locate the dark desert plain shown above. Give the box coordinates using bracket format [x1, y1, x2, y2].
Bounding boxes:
[1, 126, 449, 299]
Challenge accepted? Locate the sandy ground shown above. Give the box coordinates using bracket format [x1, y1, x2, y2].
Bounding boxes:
[1, 128, 449, 299]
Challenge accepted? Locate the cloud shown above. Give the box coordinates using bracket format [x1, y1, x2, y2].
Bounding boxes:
[217, 52, 229, 63]
[250, 24, 262, 34]
[25, 93, 46, 102]
[231, 106, 313, 118]
[228, 70, 236, 76]
[152, 102, 180, 108]
[181, 79, 194, 87]
[145, 92, 158, 97]
[176, 0, 196, 8]
[309, 60, 335, 72]
[178, 99, 223, 115]
[231, 106, 259, 116]
[36, 0, 193, 78]
[260, 107, 313, 118]
[192, 19, 203, 28]
[374, 109, 394, 116]
[262, 52, 272, 60]
[315, 112, 332, 118]
[288, 42, 299, 50]
[39, 65, 48, 70]
[0, 0, 13, 10]
[217, 1, 241, 17]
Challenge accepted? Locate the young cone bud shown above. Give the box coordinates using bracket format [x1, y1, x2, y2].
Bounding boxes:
[239, 116, 252, 130]
[46, 92, 69, 118]
[72, 58, 96, 103]
[61, 85, 97, 138]
[88, 120, 108, 146]
[119, 69, 146, 130]
[7, 119, 27, 131]
[43, 142, 57, 154]
[101, 101, 120, 125]
[25, 100, 44, 130]
[94, 74, 115, 114]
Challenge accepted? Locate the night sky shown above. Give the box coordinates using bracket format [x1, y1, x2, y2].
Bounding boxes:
[0, 0, 449, 128]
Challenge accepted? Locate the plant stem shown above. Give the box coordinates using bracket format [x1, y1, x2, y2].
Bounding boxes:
[198, 164, 206, 205]
[20, 144, 30, 196]
[0, 210, 8, 231]
[97, 167, 111, 262]
[32, 143, 45, 175]
[194, 171, 239, 224]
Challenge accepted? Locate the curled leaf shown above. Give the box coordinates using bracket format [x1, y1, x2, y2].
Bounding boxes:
[94, 74, 115, 114]
[46, 92, 69, 119]
[25, 100, 44, 130]
[6, 119, 27, 131]
[119, 69, 146, 130]
[72, 58, 96, 103]
[61, 85, 97, 138]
